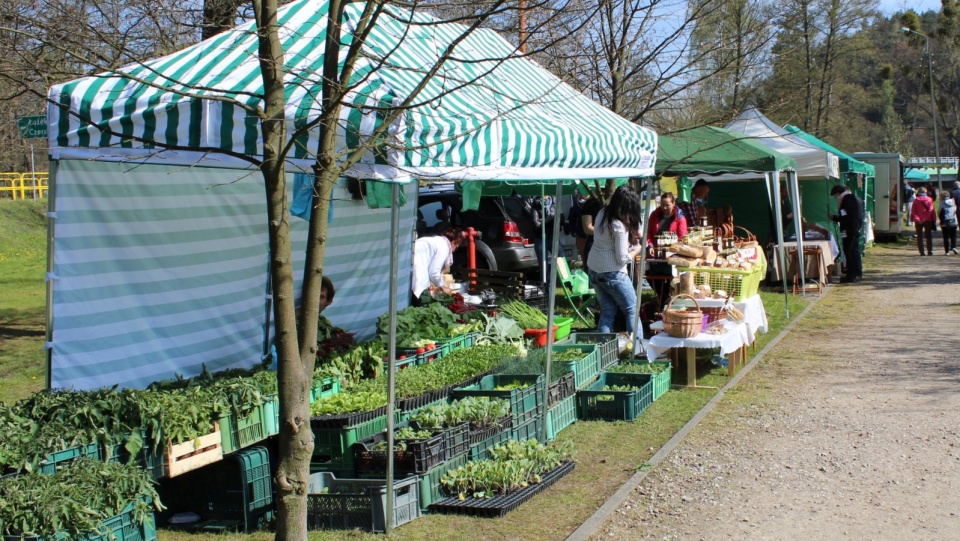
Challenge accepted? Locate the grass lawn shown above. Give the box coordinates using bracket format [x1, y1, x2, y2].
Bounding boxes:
[0, 199, 810, 540]
[0, 200, 47, 403]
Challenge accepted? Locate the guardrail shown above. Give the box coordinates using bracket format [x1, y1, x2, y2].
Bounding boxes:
[906, 157, 959, 167]
[0, 172, 49, 200]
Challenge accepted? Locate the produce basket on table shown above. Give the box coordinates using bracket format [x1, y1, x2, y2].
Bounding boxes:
[675, 250, 765, 302]
[661, 294, 703, 338]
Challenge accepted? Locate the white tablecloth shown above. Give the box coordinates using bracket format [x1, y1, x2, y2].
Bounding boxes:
[667, 295, 767, 344]
[646, 320, 749, 361]
[771, 237, 838, 284]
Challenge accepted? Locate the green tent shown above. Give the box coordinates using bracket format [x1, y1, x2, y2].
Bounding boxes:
[656, 126, 795, 176]
[783, 125, 873, 252]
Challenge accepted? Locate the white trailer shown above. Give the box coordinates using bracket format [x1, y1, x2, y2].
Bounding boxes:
[852, 153, 904, 241]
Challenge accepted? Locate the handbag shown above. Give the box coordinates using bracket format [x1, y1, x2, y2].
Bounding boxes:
[733, 226, 758, 249]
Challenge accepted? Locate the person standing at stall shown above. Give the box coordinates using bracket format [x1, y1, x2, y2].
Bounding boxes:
[411, 228, 464, 304]
[678, 179, 710, 229]
[645, 192, 688, 255]
[910, 187, 936, 257]
[830, 185, 864, 282]
[580, 194, 604, 270]
[586, 186, 643, 335]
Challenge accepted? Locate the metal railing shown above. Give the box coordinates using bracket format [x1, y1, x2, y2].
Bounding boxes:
[0, 172, 49, 200]
[906, 157, 959, 168]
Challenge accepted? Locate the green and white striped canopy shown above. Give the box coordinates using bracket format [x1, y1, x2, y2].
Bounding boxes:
[48, 0, 657, 181]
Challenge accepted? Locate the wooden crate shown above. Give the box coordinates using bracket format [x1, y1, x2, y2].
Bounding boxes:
[166, 423, 224, 478]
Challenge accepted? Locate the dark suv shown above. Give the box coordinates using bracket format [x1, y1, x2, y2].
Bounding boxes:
[417, 183, 539, 272]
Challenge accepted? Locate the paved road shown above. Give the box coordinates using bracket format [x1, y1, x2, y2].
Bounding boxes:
[586, 241, 960, 540]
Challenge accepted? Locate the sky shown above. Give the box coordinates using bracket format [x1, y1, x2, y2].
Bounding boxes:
[877, 0, 940, 15]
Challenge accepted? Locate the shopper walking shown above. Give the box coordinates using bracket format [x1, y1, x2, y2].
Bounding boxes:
[910, 187, 937, 256]
[939, 191, 958, 255]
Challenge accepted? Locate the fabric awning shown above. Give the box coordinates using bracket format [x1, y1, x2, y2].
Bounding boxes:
[656, 125, 795, 176]
[724, 108, 839, 180]
[782, 125, 875, 177]
[47, 0, 657, 182]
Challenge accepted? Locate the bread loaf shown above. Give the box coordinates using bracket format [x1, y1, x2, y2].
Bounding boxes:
[669, 243, 705, 258]
[667, 255, 697, 267]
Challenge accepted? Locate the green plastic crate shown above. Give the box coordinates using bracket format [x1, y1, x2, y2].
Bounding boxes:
[468, 427, 512, 462]
[219, 404, 267, 455]
[310, 413, 396, 474]
[398, 396, 449, 424]
[206, 446, 274, 533]
[307, 472, 420, 532]
[566, 332, 618, 370]
[310, 376, 341, 403]
[577, 372, 654, 422]
[416, 452, 469, 510]
[552, 343, 601, 390]
[429, 332, 480, 357]
[39, 442, 100, 474]
[510, 414, 544, 443]
[546, 394, 577, 442]
[606, 360, 672, 401]
[263, 394, 279, 437]
[450, 374, 544, 422]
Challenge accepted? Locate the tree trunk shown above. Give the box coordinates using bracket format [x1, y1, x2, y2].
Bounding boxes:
[252, 1, 314, 540]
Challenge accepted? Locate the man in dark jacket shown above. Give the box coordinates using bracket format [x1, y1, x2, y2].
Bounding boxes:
[950, 181, 960, 211]
[830, 185, 864, 283]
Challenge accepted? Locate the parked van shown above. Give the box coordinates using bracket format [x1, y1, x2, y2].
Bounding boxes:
[852, 153, 903, 241]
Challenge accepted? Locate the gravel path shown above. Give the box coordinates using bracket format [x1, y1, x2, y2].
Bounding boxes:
[588, 241, 960, 541]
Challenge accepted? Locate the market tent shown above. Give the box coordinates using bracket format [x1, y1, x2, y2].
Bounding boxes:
[721, 109, 840, 241]
[724, 109, 840, 180]
[48, 0, 656, 182]
[783, 125, 875, 235]
[656, 125, 795, 176]
[45, 0, 657, 390]
[904, 168, 930, 181]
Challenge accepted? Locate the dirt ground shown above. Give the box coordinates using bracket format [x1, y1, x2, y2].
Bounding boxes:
[588, 239, 960, 541]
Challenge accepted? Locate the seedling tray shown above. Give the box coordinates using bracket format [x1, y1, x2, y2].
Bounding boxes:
[467, 415, 512, 445]
[546, 372, 576, 410]
[429, 461, 575, 517]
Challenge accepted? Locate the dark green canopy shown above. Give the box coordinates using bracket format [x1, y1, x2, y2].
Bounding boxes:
[783, 125, 875, 177]
[656, 125, 796, 175]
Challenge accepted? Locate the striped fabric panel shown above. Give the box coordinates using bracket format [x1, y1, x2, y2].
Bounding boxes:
[50, 160, 271, 390]
[286, 178, 414, 342]
[49, 160, 415, 389]
[48, 0, 656, 178]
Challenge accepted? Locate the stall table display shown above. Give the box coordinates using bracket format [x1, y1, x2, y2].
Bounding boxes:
[770, 236, 838, 287]
[646, 320, 750, 387]
[669, 295, 767, 346]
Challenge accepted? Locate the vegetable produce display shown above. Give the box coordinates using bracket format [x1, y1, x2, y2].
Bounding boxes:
[0, 458, 162, 538]
[309, 389, 387, 417]
[314, 340, 385, 387]
[377, 304, 483, 347]
[409, 398, 511, 430]
[497, 301, 549, 330]
[440, 439, 574, 499]
[595, 384, 641, 401]
[607, 362, 670, 375]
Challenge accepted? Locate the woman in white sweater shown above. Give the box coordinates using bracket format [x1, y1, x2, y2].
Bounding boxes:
[411, 227, 463, 303]
[586, 186, 643, 334]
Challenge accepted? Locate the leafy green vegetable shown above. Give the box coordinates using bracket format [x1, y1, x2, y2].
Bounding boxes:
[497, 301, 549, 329]
[440, 439, 574, 499]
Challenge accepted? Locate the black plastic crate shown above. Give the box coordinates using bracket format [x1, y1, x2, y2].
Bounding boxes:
[307, 472, 420, 532]
[412, 421, 470, 462]
[353, 427, 445, 475]
[546, 372, 576, 409]
[310, 406, 388, 430]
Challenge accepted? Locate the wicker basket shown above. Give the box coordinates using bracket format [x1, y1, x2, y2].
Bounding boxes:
[662, 294, 703, 338]
[734, 226, 758, 249]
[701, 305, 727, 324]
